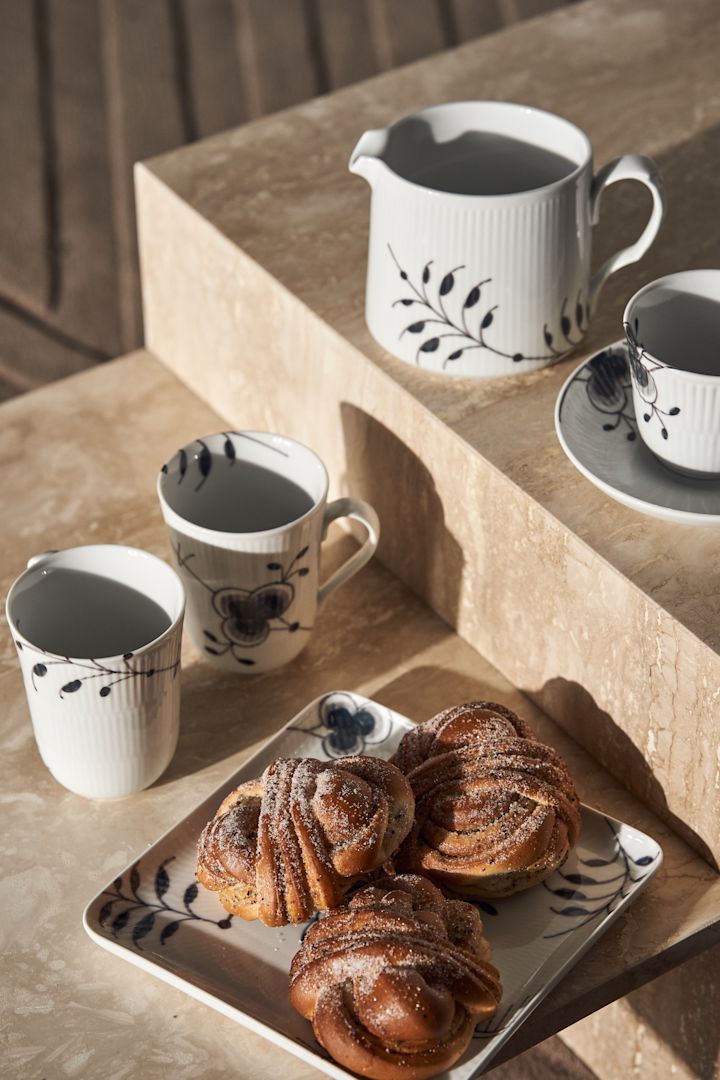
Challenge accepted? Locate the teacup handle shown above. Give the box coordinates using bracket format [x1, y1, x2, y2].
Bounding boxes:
[318, 497, 380, 605]
[588, 154, 665, 313]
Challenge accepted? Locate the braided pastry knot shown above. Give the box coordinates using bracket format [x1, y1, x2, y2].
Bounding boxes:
[392, 702, 582, 898]
[290, 874, 502, 1080]
[196, 756, 414, 926]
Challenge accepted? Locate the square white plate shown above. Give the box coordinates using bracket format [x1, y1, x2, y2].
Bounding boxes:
[84, 692, 662, 1078]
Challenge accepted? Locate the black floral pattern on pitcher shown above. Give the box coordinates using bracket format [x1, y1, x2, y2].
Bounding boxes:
[389, 245, 586, 370]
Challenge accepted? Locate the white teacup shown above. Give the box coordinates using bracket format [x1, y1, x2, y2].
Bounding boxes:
[6, 546, 185, 799]
[157, 431, 380, 672]
[624, 270, 720, 478]
[350, 101, 664, 378]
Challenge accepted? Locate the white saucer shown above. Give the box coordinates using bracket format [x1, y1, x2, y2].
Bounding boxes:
[555, 342, 720, 526]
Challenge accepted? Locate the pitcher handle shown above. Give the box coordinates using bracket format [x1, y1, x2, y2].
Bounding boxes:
[588, 154, 665, 313]
[318, 498, 380, 605]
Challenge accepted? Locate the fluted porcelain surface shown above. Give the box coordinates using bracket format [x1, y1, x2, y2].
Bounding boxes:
[351, 102, 664, 378]
[158, 432, 379, 673]
[625, 270, 720, 477]
[6, 546, 185, 799]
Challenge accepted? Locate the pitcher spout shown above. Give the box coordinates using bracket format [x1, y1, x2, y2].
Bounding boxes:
[348, 128, 388, 186]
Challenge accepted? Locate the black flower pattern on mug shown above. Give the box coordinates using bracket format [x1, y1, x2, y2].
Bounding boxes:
[291, 692, 393, 758]
[574, 347, 637, 441]
[624, 320, 681, 440]
[174, 543, 313, 666]
[389, 245, 586, 370]
[14, 642, 180, 699]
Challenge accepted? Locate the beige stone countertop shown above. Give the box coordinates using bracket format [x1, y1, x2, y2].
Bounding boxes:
[1, 353, 719, 1078]
[144, 0, 720, 657]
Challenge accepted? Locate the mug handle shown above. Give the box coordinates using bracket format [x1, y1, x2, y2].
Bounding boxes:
[317, 497, 380, 605]
[588, 154, 665, 313]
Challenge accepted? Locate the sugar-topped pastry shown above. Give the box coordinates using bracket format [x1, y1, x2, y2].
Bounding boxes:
[392, 701, 581, 897]
[290, 873, 502, 1080]
[196, 755, 414, 926]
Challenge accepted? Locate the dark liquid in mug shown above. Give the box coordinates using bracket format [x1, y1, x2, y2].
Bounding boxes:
[635, 291, 720, 376]
[385, 130, 576, 196]
[175, 458, 315, 532]
[15, 569, 171, 657]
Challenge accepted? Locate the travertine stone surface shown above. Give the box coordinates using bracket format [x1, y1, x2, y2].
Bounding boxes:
[136, 0, 720, 868]
[2, 353, 719, 1079]
[562, 943, 720, 1080]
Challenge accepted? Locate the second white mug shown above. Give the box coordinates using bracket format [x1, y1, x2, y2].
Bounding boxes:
[6, 545, 185, 799]
[157, 431, 380, 672]
[624, 269, 720, 478]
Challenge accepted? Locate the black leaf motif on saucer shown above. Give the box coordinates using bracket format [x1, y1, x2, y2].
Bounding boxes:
[575, 347, 637, 441]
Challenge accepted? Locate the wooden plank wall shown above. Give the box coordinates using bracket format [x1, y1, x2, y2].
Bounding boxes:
[0, 0, 569, 400]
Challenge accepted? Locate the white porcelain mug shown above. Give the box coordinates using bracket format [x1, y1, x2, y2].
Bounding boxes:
[350, 101, 665, 378]
[6, 546, 185, 799]
[624, 270, 720, 478]
[157, 431, 380, 672]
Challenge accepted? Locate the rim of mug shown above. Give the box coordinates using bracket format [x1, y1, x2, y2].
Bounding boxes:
[5, 544, 186, 663]
[376, 100, 592, 201]
[623, 269, 720, 383]
[157, 430, 330, 546]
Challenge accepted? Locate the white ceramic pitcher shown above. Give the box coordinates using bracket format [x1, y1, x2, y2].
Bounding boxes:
[350, 102, 664, 378]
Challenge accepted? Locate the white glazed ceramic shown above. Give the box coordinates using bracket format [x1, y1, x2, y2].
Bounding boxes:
[624, 270, 720, 477]
[157, 432, 380, 673]
[555, 342, 720, 525]
[84, 691, 662, 1080]
[350, 101, 664, 378]
[6, 545, 185, 799]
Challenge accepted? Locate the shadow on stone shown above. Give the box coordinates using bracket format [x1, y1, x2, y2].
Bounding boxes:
[587, 120, 720, 356]
[532, 677, 717, 870]
[340, 402, 465, 628]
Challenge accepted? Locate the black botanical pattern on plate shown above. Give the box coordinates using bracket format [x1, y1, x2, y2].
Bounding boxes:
[625, 319, 681, 440]
[161, 431, 289, 492]
[389, 245, 585, 370]
[17, 643, 180, 699]
[290, 692, 393, 758]
[574, 346, 637, 441]
[174, 542, 313, 665]
[99, 857, 233, 950]
[542, 817, 658, 938]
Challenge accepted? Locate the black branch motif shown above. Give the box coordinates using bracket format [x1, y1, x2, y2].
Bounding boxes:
[160, 431, 291, 489]
[542, 818, 658, 938]
[389, 245, 585, 370]
[98, 857, 233, 951]
[24, 646, 179, 699]
[624, 320, 681, 440]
